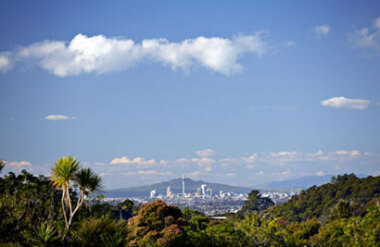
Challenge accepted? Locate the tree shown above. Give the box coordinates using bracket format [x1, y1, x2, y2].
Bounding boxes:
[72, 216, 127, 247]
[126, 200, 188, 246]
[239, 190, 274, 218]
[51, 155, 102, 244]
[24, 223, 60, 247]
[268, 174, 380, 222]
[0, 169, 62, 245]
[182, 207, 204, 221]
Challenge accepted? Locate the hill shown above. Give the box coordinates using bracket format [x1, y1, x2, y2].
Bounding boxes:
[106, 178, 252, 197]
[255, 173, 367, 189]
[268, 174, 380, 222]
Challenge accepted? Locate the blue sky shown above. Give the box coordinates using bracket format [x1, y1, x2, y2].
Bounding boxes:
[1, 0, 380, 189]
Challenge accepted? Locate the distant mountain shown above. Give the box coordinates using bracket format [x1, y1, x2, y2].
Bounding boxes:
[255, 173, 368, 189]
[106, 178, 252, 198]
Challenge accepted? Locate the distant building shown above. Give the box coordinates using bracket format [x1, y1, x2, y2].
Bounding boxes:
[196, 187, 202, 197]
[166, 186, 172, 197]
[201, 184, 207, 195]
[150, 189, 156, 198]
[219, 190, 224, 198]
[182, 174, 186, 197]
[207, 188, 213, 198]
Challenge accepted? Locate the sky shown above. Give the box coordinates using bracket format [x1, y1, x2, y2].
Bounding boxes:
[0, 0, 380, 189]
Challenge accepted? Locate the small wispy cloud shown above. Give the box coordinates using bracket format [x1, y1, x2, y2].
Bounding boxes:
[122, 170, 172, 176]
[321, 97, 370, 110]
[349, 17, 380, 53]
[0, 52, 12, 73]
[0, 33, 269, 76]
[45, 114, 75, 121]
[195, 149, 216, 157]
[174, 157, 215, 172]
[314, 25, 330, 38]
[7, 160, 32, 167]
[110, 156, 156, 166]
[283, 41, 296, 48]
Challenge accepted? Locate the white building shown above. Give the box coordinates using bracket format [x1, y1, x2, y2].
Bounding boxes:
[182, 174, 186, 197]
[150, 189, 156, 198]
[166, 186, 172, 197]
[201, 184, 207, 195]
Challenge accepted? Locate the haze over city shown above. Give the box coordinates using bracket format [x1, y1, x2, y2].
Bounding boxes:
[1, 0, 380, 189]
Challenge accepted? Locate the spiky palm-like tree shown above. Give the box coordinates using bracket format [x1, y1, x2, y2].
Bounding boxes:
[51, 155, 102, 244]
[24, 223, 60, 247]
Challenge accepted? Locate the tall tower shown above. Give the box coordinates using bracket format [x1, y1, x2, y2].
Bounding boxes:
[182, 174, 185, 196]
[201, 184, 207, 195]
[166, 186, 172, 197]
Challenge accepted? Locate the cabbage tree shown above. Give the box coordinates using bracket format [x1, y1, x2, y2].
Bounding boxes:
[51, 155, 102, 243]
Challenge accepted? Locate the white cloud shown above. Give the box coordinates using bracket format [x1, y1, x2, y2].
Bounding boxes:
[283, 41, 296, 48]
[174, 157, 215, 165]
[141, 170, 171, 176]
[45, 114, 75, 121]
[334, 150, 360, 156]
[374, 17, 380, 30]
[0, 52, 12, 73]
[321, 97, 370, 110]
[258, 149, 363, 165]
[214, 173, 237, 178]
[316, 171, 325, 176]
[281, 170, 291, 176]
[265, 151, 300, 163]
[271, 151, 299, 157]
[0, 33, 269, 76]
[70, 148, 378, 188]
[325, 150, 361, 162]
[110, 156, 156, 166]
[7, 160, 32, 167]
[174, 157, 215, 172]
[187, 171, 205, 178]
[248, 153, 258, 161]
[218, 153, 258, 169]
[195, 149, 216, 157]
[159, 160, 169, 166]
[269, 170, 292, 180]
[134, 149, 369, 173]
[314, 25, 330, 38]
[122, 170, 172, 176]
[349, 17, 380, 53]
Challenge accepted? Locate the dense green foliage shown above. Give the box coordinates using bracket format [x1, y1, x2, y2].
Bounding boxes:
[268, 173, 380, 222]
[0, 169, 63, 245]
[126, 200, 188, 246]
[1, 159, 380, 246]
[238, 190, 274, 218]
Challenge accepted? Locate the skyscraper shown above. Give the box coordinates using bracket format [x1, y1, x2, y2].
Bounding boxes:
[150, 189, 156, 198]
[201, 184, 207, 195]
[166, 186, 172, 197]
[182, 174, 185, 196]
